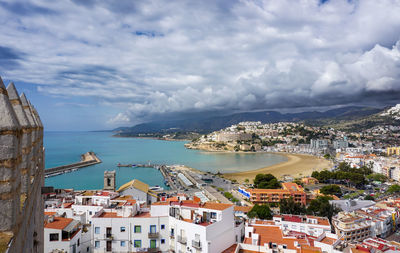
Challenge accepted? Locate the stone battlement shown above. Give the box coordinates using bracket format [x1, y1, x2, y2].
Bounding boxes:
[0, 77, 44, 253]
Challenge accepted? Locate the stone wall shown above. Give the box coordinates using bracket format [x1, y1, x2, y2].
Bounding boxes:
[0, 77, 44, 253]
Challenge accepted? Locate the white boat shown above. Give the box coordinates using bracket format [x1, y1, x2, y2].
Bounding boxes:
[149, 186, 164, 192]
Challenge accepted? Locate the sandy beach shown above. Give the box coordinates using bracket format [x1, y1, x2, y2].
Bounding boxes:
[223, 153, 332, 183]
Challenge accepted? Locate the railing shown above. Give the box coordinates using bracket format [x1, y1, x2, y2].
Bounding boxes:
[192, 240, 201, 249]
[170, 233, 175, 238]
[148, 232, 159, 238]
[177, 235, 187, 244]
[104, 233, 113, 239]
[147, 247, 160, 253]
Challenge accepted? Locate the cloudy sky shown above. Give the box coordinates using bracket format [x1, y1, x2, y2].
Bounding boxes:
[1, 0, 400, 130]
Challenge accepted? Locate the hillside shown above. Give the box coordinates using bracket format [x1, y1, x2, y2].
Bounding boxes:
[114, 106, 388, 136]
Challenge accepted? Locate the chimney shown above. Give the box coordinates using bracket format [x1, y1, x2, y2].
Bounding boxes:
[7, 83, 31, 198]
[0, 77, 22, 231]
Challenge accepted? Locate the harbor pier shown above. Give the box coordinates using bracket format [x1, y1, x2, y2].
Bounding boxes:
[45, 151, 101, 177]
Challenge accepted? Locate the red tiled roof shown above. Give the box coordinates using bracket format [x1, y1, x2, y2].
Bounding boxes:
[44, 217, 73, 230]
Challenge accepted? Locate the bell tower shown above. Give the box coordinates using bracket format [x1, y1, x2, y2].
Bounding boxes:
[103, 170, 116, 191]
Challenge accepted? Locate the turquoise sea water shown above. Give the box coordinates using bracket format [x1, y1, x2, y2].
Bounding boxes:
[44, 131, 287, 190]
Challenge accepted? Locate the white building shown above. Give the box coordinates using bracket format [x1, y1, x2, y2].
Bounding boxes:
[272, 214, 331, 237]
[44, 213, 84, 253]
[90, 199, 243, 253]
[117, 179, 158, 205]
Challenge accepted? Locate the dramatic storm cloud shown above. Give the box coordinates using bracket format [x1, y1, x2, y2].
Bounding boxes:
[1, 0, 400, 129]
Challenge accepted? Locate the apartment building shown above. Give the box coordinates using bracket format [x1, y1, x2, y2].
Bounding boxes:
[332, 212, 372, 243]
[87, 195, 243, 253]
[168, 201, 243, 253]
[272, 214, 331, 237]
[387, 147, 400, 156]
[234, 222, 345, 253]
[245, 183, 307, 206]
[332, 204, 399, 243]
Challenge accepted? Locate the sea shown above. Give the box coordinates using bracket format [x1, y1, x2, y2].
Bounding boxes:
[44, 131, 287, 190]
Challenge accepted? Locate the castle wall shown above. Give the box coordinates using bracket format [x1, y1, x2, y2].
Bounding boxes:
[0, 77, 44, 253]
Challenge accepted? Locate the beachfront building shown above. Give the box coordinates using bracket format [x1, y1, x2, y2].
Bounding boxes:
[244, 183, 307, 206]
[117, 179, 158, 204]
[0, 78, 45, 252]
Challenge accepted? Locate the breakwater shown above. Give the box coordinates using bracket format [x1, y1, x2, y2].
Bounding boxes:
[45, 151, 101, 177]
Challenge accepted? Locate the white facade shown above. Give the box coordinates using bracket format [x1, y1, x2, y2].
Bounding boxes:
[272, 215, 331, 237]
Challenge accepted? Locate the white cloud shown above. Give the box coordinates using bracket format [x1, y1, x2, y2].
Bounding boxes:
[1, 0, 400, 126]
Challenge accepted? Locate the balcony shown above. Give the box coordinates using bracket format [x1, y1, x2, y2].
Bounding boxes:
[192, 240, 201, 249]
[148, 232, 160, 238]
[147, 247, 160, 252]
[170, 233, 175, 239]
[177, 235, 187, 244]
[104, 233, 114, 239]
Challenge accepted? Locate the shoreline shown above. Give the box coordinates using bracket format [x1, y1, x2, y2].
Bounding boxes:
[223, 152, 332, 183]
[112, 135, 190, 142]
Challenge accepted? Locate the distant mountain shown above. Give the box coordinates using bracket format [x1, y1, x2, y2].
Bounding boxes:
[114, 106, 385, 135]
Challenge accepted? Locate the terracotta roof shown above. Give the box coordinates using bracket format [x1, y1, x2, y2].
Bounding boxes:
[221, 244, 237, 253]
[44, 212, 56, 216]
[152, 201, 169, 205]
[202, 202, 233, 211]
[45, 217, 73, 230]
[234, 206, 252, 213]
[97, 212, 122, 218]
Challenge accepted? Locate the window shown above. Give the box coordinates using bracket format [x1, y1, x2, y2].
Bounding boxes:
[86, 246, 89, 252]
[161, 239, 165, 244]
[134, 225, 141, 233]
[95, 241, 100, 248]
[161, 224, 165, 229]
[120, 227, 126, 232]
[89, 211, 92, 215]
[77, 239, 80, 246]
[150, 239, 157, 249]
[134, 240, 141, 248]
[95, 227, 100, 234]
[210, 212, 217, 219]
[49, 233, 59, 241]
[121, 241, 126, 247]
[150, 225, 156, 233]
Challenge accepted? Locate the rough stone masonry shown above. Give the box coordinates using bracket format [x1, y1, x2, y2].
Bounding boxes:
[0, 77, 44, 253]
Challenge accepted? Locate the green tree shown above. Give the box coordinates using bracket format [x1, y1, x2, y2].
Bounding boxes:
[320, 185, 342, 196]
[254, 174, 281, 189]
[307, 196, 340, 222]
[280, 197, 306, 215]
[366, 173, 387, 182]
[388, 184, 400, 194]
[364, 195, 375, 200]
[248, 204, 273, 220]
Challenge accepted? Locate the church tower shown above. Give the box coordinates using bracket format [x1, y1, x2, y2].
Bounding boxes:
[104, 170, 116, 191]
